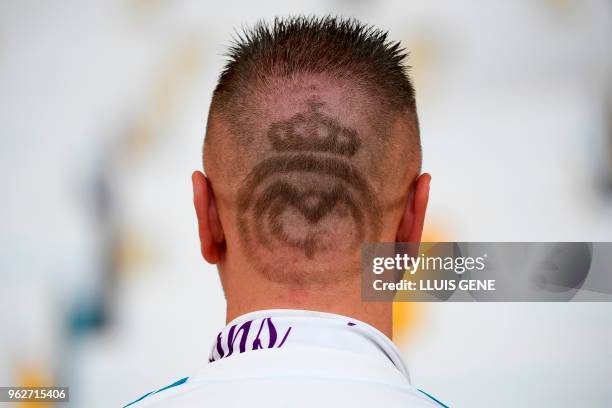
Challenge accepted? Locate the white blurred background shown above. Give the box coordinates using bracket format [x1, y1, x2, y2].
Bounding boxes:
[1, 1, 611, 407]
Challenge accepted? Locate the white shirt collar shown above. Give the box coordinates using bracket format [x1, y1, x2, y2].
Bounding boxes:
[207, 309, 411, 382]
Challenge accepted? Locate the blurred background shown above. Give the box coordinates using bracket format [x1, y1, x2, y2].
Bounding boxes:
[1, 0, 611, 407]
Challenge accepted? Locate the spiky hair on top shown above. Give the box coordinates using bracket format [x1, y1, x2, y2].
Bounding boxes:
[211, 15, 417, 113]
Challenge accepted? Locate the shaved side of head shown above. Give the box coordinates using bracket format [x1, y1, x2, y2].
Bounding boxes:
[204, 16, 421, 286]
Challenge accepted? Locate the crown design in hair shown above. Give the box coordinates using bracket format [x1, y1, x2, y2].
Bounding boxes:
[267, 108, 361, 157]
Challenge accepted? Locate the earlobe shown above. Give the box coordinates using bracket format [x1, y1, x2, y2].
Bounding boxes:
[192, 171, 225, 264]
[396, 173, 431, 243]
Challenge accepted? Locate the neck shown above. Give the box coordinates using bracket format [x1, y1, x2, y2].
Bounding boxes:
[222, 271, 393, 339]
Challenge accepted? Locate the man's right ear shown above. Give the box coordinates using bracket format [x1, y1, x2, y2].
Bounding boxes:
[192, 171, 225, 263]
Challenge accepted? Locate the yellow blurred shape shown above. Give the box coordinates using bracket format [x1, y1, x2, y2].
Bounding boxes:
[392, 223, 449, 344]
[129, 0, 163, 15]
[124, 120, 154, 158]
[120, 35, 203, 162]
[114, 228, 155, 276]
[544, 0, 577, 15]
[392, 301, 422, 344]
[151, 37, 202, 122]
[422, 221, 449, 243]
[15, 363, 54, 408]
[404, 33, 438, 90]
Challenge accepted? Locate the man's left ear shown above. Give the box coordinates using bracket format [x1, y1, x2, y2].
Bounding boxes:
[396, 173, 431, 243]
[192, 170, 225, 263]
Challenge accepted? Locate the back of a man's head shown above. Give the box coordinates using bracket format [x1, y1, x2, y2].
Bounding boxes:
[203, 16, 421, 287]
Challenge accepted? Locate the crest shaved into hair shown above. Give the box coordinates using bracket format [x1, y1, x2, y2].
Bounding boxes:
[204, 16, 421, 285]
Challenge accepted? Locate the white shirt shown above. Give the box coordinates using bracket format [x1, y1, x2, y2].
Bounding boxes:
[124, 309, 447, 407]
